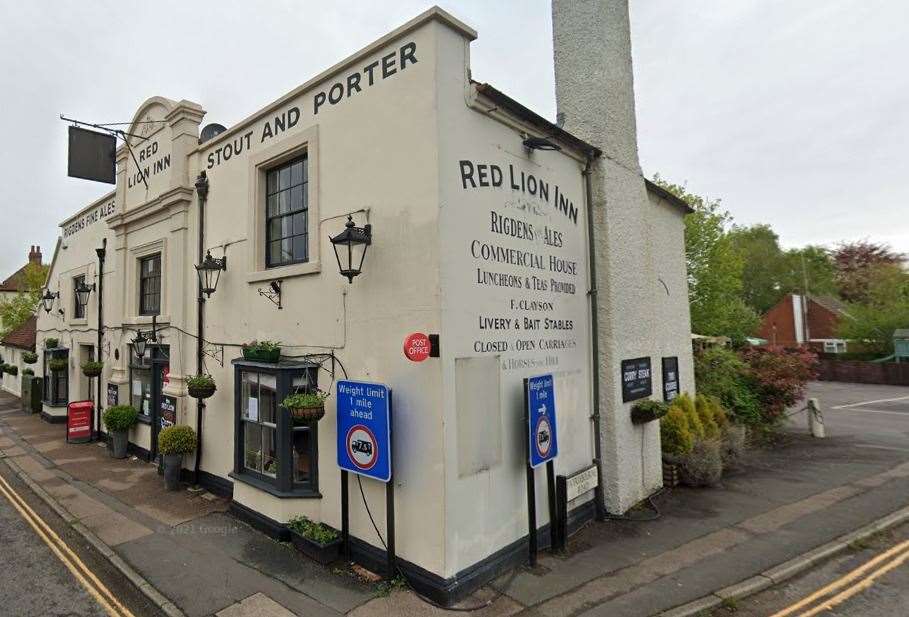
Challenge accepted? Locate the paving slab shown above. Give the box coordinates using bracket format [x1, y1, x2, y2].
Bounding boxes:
[81, 509, 154, 546]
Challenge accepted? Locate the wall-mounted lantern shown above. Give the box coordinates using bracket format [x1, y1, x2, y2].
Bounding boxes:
[74, 280, 95, 309]
[132, 316, 158, 360]
[196, 250, 227, 297]
[329, 215, 372, 284]
[41, 289, 59, 314]
[522, 135, 561, 152]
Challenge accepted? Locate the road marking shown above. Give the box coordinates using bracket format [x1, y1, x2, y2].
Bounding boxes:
[770, 538, 909, 617]
[0, 472, 135, 617]
[832, 396, 909, 409]
[832, 408, 909, 417]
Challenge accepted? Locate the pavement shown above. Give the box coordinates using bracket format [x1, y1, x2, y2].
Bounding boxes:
[0, 381, 908, 617]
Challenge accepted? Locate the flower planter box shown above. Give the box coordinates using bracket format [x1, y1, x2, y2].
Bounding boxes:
[631, 401, 668, 425]
[242, 348, 281, 363]
[289, 528, 342, 565]
[289, 404, 325, 422]
[662, 460, 680, 488]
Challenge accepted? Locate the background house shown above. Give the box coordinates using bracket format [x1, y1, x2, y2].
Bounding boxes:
[1, 314, 36, 397]
[757, 293, 851, 353]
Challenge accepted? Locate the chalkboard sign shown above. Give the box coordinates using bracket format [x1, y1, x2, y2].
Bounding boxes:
[160, 395, 176, 430]
[662, 357, 680, 402]
[621, 357, 652, 402]
[107, 383, 119, 407]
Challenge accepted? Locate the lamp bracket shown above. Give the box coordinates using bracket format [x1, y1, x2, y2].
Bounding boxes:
[202, 340, 225, 367]
[257, 280, 282, 310]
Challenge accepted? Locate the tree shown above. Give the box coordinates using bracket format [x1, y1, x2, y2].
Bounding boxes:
[837, 263, 909, 355]
[833, 241, 905, 303]
[652, 175, 759, 340]
[0, 262, 47, 337]
[780, 245, 837, 301]
[728, 225, 788, 314]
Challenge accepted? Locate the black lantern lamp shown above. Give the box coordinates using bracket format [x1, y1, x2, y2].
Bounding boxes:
[74, 280, 95, 310]
[196, 250, 227, 297]
[329, 216, 372, 284]
[133, 330, 148, 359]
[40, 289, 59, 314]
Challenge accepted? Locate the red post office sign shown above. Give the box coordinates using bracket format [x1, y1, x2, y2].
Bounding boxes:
[67, 400, 94, 444]
[403, 332, 431, 362]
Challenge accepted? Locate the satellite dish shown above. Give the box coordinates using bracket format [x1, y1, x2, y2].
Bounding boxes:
[199, 123, 227, 144]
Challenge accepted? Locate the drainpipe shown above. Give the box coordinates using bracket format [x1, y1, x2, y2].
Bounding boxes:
[193, 171, 209, 486]
[95, 239, 106, 437]
[584, 155, 606, 521]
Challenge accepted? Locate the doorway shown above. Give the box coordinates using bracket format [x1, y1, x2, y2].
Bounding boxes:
[129, 344, 170, 460]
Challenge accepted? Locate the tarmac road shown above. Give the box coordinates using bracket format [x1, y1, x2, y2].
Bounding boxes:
[0, 458, 164, 617]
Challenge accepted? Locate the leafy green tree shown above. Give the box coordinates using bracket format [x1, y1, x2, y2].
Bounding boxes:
[652, 175, 759, 340]
[837, 263, 909, 355]
[0, 262, 47, 337]
[780, 245, 837, 301]
[728, 225, 788, 314]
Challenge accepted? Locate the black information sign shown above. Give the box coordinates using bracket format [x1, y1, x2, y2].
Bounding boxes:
[68, 126, 116, 184]
[160, 395, 176, 430]
[662, 356, 680, 402]
[621, 357, 652, 402]
[107, 383, 119, 407]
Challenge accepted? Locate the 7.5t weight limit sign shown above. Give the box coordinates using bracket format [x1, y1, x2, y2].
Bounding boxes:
[337, 380, 392, 482]
[526, 374, 558, 468]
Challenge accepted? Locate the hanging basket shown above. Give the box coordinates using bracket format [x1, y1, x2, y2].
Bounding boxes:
[22, 352, 38, 365]
[187, 383, 217, 400]
[82, 364, 103, 378]
[49, 359, 68, 373]
[289, 404, 325, 422]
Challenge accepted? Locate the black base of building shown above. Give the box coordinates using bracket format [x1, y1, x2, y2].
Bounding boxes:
[40, 411, 67, 424]
[227, 496, 596, 606]
[184, 469, 233, 498]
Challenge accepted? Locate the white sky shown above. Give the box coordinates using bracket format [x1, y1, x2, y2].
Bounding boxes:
[0, 0, 906, 276]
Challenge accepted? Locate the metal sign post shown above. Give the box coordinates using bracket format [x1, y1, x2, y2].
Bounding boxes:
[524, 374, 559, 567]
[337, 380, 395, 577]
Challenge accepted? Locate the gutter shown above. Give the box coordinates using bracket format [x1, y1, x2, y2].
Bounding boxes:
[95, 239, 106, 436]
[584, 155, 606, 521]
[193, 172, 209, 485]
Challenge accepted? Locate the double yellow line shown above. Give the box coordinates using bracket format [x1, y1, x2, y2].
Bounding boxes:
[771, 538, 909, 617]
[0, 471, 136, 617]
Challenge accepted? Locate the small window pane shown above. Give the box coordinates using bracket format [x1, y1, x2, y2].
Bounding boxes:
[281, 239, 293, 261]
[277, 190, 289, 215]
[267, 170, 278, 194]
[290, 185, 303, 210]
[282, 215, 294, 238]
[267, 194, 278, 217]
[279, 166, 291, 190]
[262, 427, 277, 477]
[269, 218, 282, 240]
[293, 213, 306, 235]
[259, 374, 277, 424]
[241, 372, 257, 420]
[268, 240, 282, 264]
[291, 161, 303, 185]
[244, 423, 262, 472]
[293, 428, 312, 483]
[293, 235, 307, 260]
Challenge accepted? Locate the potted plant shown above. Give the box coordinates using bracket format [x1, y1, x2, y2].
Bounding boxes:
[102, 405, 139, 459]
[186, 374, 216, 399]
[241, 340, 282, 363]
[82, 360, 104, 378]
[6, 365, 17, 377]
[48, 358, 68, 373]
[22, 368, 34, 376]
[287, 515, 342, 564]
[158, 425, 196, 491]
[631, 399, 669, 424]
[282, 390, 329, 422]
[45, 338, 58, 349]
[22, 352, 38, 365]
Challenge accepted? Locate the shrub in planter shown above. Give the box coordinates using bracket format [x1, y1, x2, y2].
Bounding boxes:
[660, 406, 694, 458]
[186, 374, 216, 399]
[679, 439, 724, 488]
[672, 394, 704, 440]
[81, 360, 104, 377]
[158, 425, 197, 490]
[22, 368, 34, 376]
[45, 338, 59, 349]
[22, 352, 38, 365]
[282, 391, 329, 422]
[242, 340, 281, 363]
[48, 358, 68, 372]
[695, 394, 720, 439]
[6, 365, 17, 376]
[631, 399, 668, 424]
[287, 515, 342, 564]
[103, 405, 139, 459]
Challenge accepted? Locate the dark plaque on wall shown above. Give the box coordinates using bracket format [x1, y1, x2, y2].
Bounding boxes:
[621, 357, 652, 402]
[107, 383, 119, 407]
[160, 395, 176, 430]
[662, 356, 680, 402]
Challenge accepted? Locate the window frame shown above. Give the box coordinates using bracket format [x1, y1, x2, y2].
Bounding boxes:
[73, 274, 86, 319]
[43, 348, 69, 407]
[138, 253, 162, 316]
[231, 359, 320, 497]
[264, 155, 310, 269]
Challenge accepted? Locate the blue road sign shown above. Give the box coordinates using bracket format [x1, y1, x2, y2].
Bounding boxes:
[526, 374, 558, 468]
[337, 380, 392, 482]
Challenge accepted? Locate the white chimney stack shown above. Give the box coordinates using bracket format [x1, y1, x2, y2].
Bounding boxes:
[553, 0, 663, 514]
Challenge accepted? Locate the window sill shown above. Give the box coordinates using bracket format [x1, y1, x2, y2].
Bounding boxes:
[70, 318, 88, 327]
[229, 471, 321, 499]
[125, 315, 171, 326]
[246, 261, 320, 284]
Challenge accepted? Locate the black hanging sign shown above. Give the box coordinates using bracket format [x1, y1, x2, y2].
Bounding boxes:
[160, 395, 176, 430]
[621, 357, 652, 402]
[107, 383, 119, 407]
[68, 126, 116, 184]
[662, 357, 680, 402]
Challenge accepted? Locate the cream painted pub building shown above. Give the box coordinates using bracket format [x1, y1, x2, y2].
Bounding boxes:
[38, 6, 693, 603]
